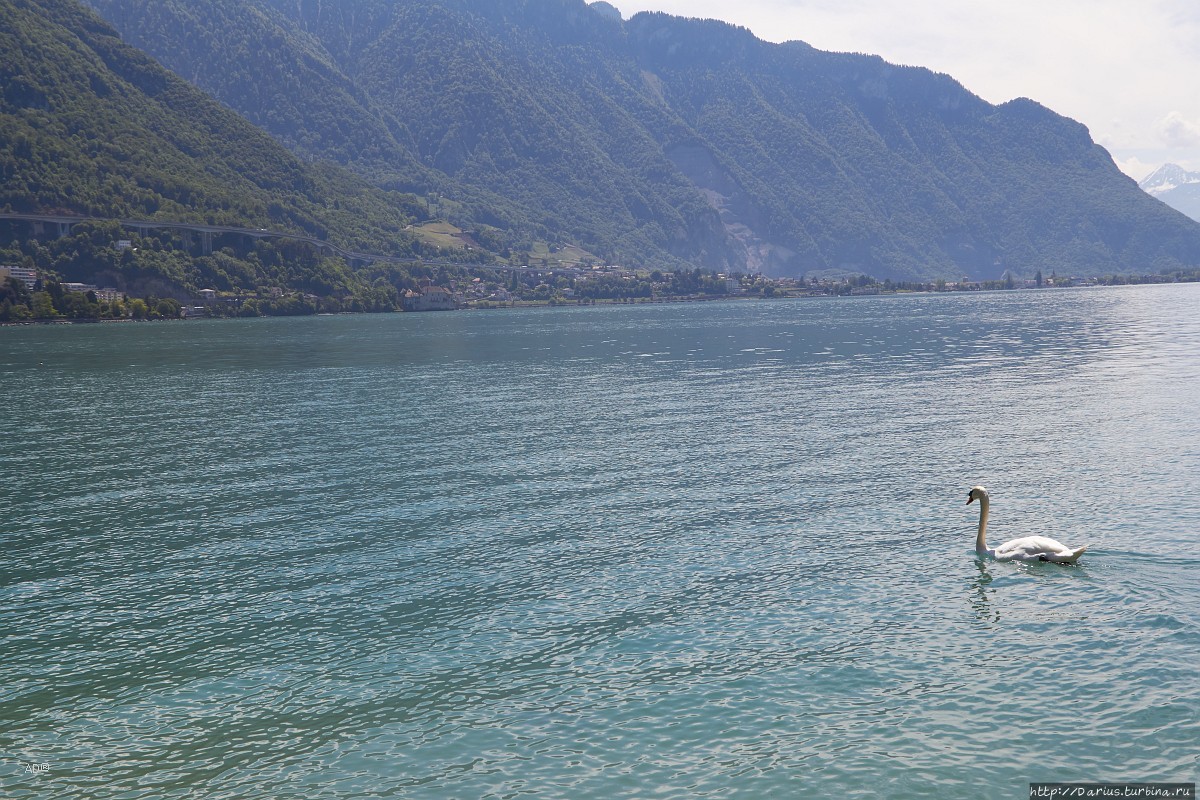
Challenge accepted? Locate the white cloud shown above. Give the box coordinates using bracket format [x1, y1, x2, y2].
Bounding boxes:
[1114, 155, 1159, 182]
[1158, 111, 1200, 147]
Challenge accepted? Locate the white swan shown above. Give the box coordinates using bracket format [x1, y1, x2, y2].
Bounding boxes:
[967, 486, 1088, 564]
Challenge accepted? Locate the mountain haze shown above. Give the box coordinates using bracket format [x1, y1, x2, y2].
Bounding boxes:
[62, 0, 1200, 278]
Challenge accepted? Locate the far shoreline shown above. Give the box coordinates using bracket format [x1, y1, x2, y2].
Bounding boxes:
[6, 279, 1195, 328]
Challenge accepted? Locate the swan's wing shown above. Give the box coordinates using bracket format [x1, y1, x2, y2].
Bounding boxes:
[993, 536, 1076, 561]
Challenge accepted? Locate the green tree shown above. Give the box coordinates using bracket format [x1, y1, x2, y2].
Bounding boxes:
[30, 292, 58, 319]
[60, 292, 100, 319]
[3, 300, 33, 321]
[0, 277, 32, 307]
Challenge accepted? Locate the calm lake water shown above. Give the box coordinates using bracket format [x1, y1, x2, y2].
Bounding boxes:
[2, 285, 1198, 798]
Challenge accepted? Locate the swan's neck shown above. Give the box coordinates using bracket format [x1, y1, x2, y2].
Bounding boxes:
[975, 496, 990, 554]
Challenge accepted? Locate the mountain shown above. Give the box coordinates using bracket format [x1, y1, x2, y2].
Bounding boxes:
[65, 0, 1200, 279]
[589, 2, 621, 21]
[81, 0, 738, 271]
[0, 0, 486, 305]
[0, 0, 431, 254]
[1139, 164, 1200, 223]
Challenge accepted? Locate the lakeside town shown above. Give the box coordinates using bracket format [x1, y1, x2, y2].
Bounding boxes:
[3, 260, 1199, 323]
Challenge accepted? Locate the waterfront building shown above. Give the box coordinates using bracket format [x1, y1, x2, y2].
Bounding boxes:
[0, 265, 38, 288]
[402, 286, 457, 312]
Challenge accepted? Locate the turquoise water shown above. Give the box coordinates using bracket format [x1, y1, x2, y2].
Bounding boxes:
[2, 285, 1198, 798]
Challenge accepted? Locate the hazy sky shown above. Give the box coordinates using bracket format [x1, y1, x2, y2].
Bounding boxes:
[617, 0, 1200, 180]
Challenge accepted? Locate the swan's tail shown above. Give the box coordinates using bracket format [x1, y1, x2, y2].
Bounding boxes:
[1062, 545, 1088, 564]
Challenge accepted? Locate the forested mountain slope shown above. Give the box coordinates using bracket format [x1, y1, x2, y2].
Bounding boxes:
[0, 0, 424, 255]
[71, 0, 1200, 278]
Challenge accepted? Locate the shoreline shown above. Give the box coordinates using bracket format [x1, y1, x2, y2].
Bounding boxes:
[6, 281, 1194, 327]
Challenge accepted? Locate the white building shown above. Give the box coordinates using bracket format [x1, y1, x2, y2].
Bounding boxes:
[0, 265, 38, 288]
[402, 286, 457, 312]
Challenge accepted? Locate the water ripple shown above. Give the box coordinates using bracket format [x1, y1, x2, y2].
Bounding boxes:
[3, 286, 1199, 798]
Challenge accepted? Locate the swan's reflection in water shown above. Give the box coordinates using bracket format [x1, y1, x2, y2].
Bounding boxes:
[969, 558, 1001, 625]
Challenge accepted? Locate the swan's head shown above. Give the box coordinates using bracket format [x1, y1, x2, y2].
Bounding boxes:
[966, 486, 989, 505]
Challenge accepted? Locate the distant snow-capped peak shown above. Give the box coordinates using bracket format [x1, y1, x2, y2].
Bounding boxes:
[1139, 163, 1200, 195]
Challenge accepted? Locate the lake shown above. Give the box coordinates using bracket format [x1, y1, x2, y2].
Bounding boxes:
[2, 285, 1198, 798]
